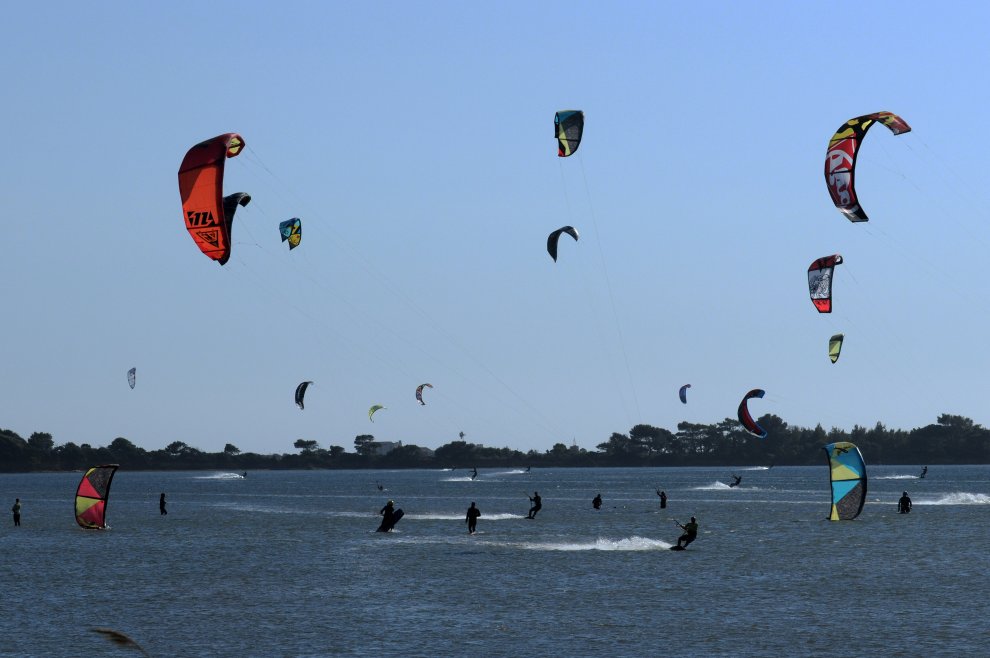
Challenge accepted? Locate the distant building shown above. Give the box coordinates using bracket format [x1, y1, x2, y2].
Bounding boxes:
[371, 441, 402, 456]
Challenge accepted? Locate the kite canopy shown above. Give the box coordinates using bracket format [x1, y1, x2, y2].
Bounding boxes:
[824, 112, 911, 222]
[178, 133, 250, 265]
[547, 226, 579, 262]
[679, 384, 691, 404]
[415, 383, 433, 406]
[829, 334, 844, 363]
[555, 110, 584, 157]
[279, 218, 302, 250]
[295, 381, 313, 410]
[75, 465, 119, 529]
[127, 367, 136, 390]
[737, 389, 767, 438]
[369, 404, 385, 422]
[808, 254, 843, 313]
[822, 442, 867, 520]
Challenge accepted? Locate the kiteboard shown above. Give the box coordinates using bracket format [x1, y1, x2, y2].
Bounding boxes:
[377, 509, 404, 532]
[669, 545, 686, 551]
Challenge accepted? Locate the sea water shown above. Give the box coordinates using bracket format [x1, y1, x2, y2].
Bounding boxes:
[0, 465, 988, 657]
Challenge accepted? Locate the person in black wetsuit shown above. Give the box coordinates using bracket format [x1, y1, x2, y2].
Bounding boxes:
[676, 517, 698, 548]
[378, 500, 397, 531]
[728, 474, 742, 488]
[466, 502, 481, 534]
[592, 494, 602, 510]
[898, 491, 912, 514]
[656, 489, 667, 509]
[471, 467, 478, 480]
[12, 498, 21, 526]
[159, 493, 167, 515]
[919, 466, 927, 479]
[526, 491, 542, 519]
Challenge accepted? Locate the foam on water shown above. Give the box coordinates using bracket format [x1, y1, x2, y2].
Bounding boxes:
[484, 469, 526, 476]
[875, 475, 919, 480]
[693, 482, 732, 490]
[740, 466, 770, 471]
[193, 472, 245, 480]
[915, 492, 990, 505]
[404, 512, 524, 521]
[521, 536, 671, 551]
[441, 476, 477, 482]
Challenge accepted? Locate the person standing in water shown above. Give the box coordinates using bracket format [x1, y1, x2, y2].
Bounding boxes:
[465, 502, 481, 534]
[676, 517, 699, 549]
[656, 489, 667, 509]
[378, 500, 397, 532]
[159, 493, 167, 515]
[898, 491, 913, 514]
[592, 493, 602, 510]
[471, 467, 478, 480]
[526, 491, 542, 519]
[12, 498, 21, 526]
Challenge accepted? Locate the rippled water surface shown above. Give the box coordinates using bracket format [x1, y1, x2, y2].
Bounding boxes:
[1, 465, 988, 656]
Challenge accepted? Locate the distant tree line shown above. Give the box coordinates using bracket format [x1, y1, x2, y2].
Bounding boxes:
[0, 413, 987, 473]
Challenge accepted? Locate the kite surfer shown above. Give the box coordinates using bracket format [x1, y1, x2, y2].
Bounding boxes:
[675, 517, 699, 549]
[12, 498, 21, 526]
[919, 466, 927, 479]
[471, 467, 478, 480]
[376, 481, 384, 492]
[728, 475, 742, 488]
[378, 500, 398, 532]
[159, 493, 167, 516]
[592, 494, 602, 510]
[526, 491, 542, 519]
[657, 489, 667, 509]
[466, 502, 481, 534]
[898, 491, 913, 514]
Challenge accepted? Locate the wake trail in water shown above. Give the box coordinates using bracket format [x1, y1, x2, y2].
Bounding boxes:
[441, 477, 477, 482]
[404, 513, 524, 521]
[875, 475, 919, 480]
[916, 492, 990, 505]
[193, 472, 245, 480]
[484, 470, 526, 476]
[520, 536, 671, 551]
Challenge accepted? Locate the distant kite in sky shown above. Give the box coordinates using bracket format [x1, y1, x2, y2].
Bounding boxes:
[829, 334, 844, 363]
[547, 226, 579, 262]
[825, 112, 911, 222]
[75, 464, 119, 529]
[737, 389, 767, 439]
[127, 368, 136, 390]
[555, 110, 584, 157]
[178, 133, 251, 265]
[808, 254, 843, 313]
[279, 218, 301, 250]
[415, 383, 433, 405]
[295, 381, 313, 410]
[369, 404, 385, 422]
[679, 384, 691, 404]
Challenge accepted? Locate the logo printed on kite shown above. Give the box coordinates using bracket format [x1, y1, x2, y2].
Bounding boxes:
[186, 210, 216, 227]
[197, 230, 220, 247]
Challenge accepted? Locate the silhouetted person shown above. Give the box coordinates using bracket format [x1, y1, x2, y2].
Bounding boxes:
[677, 517, 698, 549]
[657, 489, 667, 509]
[12, 498, 21, 526]
[159, 493, 167, 515]
[919, 466, 927, 479]
[527, 491, 542, 519]
[471, 467, 478, 480]
[592, 494, 602, 510]
[378, 500, 397, 532]
[376, 481, 384, 492]
[898, 491, 912, 514]
[466, 502, 481, 534]
[728, 475, 742, 488]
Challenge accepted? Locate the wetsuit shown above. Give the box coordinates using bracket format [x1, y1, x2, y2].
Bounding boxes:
[159, 494, 167, 515]
[657, 490, 667, 509]
[677, 521, 698, 548]
[378, 503, 396, 531]
[471, 468, 478, 480]
[592, 495, 602, 510]
[527, 494, 542, 519]
[729, 476, 741, 488]
[919, 467, 927, 479]
[898, 495, 912, 514]
[12, 500, 21, 527]
[466, 504, 481, 534]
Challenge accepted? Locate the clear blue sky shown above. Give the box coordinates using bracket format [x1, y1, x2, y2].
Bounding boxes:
[3, 3, 989, 455]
